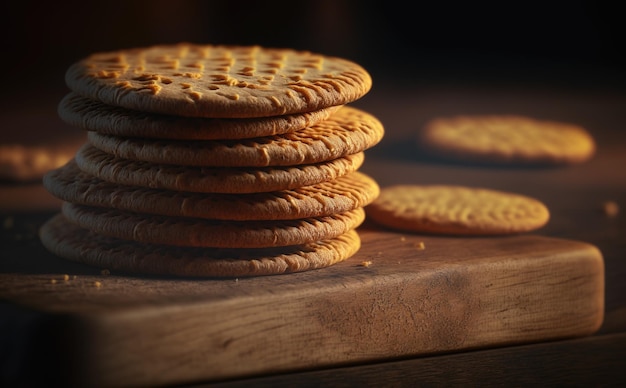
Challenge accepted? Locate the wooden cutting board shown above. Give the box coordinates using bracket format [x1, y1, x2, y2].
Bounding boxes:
[0, 222, 604, 387]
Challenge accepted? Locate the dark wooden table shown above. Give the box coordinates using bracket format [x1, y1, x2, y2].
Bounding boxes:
[1, 84, 625, 387]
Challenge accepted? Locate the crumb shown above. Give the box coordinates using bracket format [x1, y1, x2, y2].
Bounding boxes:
[235, 278, 239, 282]
[50, 278, 57, 284]
[415, 241, 426, 250]
[359, 260, 373, 267]
[63, 274, 70, 282]
[100, 269, 111, 276]
[602, 201, 619, 217]
[94, 281, 102, 288]
[72, 275, 77, 280]
[400, 236, 406, 242]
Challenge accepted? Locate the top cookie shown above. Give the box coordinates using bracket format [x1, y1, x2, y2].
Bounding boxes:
[65, 43, 372, 118]
[419, 115, 596, 165]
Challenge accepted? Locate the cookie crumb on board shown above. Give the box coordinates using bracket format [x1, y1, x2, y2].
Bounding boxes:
[415, 241, 426, 250]
[359, 260, 373, 267]
[94, 281, 102, 288]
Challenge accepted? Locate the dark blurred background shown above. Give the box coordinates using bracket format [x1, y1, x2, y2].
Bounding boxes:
[1, 0, 624, 99]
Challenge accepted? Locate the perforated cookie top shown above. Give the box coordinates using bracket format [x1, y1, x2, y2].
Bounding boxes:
[65, 43, 372, 118]
[367, 185, 550, 235]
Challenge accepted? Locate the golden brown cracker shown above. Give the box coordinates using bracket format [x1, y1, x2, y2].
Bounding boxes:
[61, 202, 365, 248]
[75, 144, 365, 194]
[367, 185, 550, 235]
[44, 160, 379, 220]
[40, 214, 361, 277]
[65, 44, 372, 118]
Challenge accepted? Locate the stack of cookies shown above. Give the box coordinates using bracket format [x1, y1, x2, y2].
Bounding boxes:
[40, 43, 383, 277]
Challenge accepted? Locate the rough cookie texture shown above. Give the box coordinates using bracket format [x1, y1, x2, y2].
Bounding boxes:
[86, 106, 384, 167]
[75, 144, 365, 194]
[420, 115, 596, 165]
[62, 202, 365, 248]
[40, 214, 361, 277]
[58, 92, 340, 140]
[44, 161, 379, 220]
[367, 185, 550, 235]
[65, 44, 372, 118]
[40, 43, 382, 277]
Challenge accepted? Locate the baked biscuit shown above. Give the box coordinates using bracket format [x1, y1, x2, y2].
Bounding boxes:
[44, 160, 379, 220]
[366, 185, 550, 235]
[65, 43, 372, 118]
[58, 92, 340, 140]
[86, 106, 383, 167]
[61, 202, 365, 248]
[419, 115, 595, 165]
[40, 214, 361, 277]
[40, 43, 382, 277]
[75, 144, 365, 194]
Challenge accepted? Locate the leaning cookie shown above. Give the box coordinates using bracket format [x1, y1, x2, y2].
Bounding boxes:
[366, 185, 550, 235]
[40, 214, 361, 277]
[419, 115, 596, 165]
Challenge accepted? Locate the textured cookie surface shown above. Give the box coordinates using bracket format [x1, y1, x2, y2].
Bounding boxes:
[367, 185, 550, 235]
[45, 160, 379, 220]
[75, 144, 365, 193]
[87, 106, 384, 167]
[58, 92, 340, 140]
[40, 214, 361, 277]
[62, 202, 365, 248]
[65, 43, 372, 118]
[419, 115, 596, 165]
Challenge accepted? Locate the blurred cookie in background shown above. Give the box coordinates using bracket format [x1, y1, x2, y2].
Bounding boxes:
[0, 105, 86, 211]
[1, 106, 86, 182]
[417, 115, 596, 166]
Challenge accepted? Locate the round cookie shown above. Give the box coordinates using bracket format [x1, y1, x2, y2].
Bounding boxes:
[40, 214, 361, 277]
[75, 144, 365, 194]
[86, 106, 384, 167]
[65, 43, 372, 118]
[44, 161, 380, 220]
[62, 202, 365, 248]
[419, 115, 596, 165]
[58, 92, 341, 140]
[366, 185, 550, 235]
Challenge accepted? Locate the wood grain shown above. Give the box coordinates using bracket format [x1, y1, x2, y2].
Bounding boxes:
[210, 332, 626, 388]
[0, 226, 604, 387]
